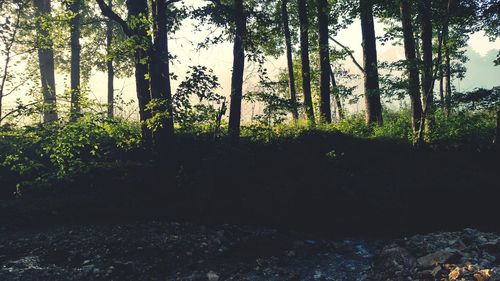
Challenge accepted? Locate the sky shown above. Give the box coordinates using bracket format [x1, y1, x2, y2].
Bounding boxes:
[2, 4, 500, 119]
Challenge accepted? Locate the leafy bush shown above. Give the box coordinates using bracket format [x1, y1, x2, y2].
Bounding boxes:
[1, 115, 141, 189]
[431, 110, 496, 148]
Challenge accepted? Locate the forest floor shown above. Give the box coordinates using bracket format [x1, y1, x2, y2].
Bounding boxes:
[1, 221, 500, 281]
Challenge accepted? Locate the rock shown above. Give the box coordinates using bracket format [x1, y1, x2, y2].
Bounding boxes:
[376, 246, 416, 270]
[417, 249, 462, 268]
[448, 267, 461, 280]
[479, 241, 500, 253]
[207, 270, 219, 281]
[489, 267, 500, 281]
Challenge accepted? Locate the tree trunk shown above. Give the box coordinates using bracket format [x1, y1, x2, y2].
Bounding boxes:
[33, 0, 58, 123]
[317, 0, 331, 123]
[495, 109, 500, 147]
[419, 0, 434, 134]
[400, 0, 423, 134]
[443, 25, 452, 118]
[106, 0, 114, 118]
[298, 0, 314, 123]
[360, 0, 382, 125]
[126, 0, 152, 143]
[69, 0, 81, 121]
[329, 65, 344, 120]
[281, 0, 298, 120]
[228, 0, 246, 140]
[151, 0, 174, 147]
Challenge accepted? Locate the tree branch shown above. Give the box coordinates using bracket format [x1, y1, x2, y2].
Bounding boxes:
[329, 36, 365, 74]
[95, 0, 132, 36]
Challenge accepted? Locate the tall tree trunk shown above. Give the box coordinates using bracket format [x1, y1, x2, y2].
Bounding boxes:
[106, 0, 114, 118]
[419, 0, 434, 135]
[281, 0, 298, 120]
[360, 0, 382, 125]
[329, 65, 344, 120]
[228, 0, 246, 140]
[151, 0, 174, 147]
[400, 0, 423, 135]
[69, 0, 81, 121]
[33, 0, 58, 123]
[126, 0, 152, 143]
[298, 0, 314, 123]
[317, 0, 331, 123]
[439, 72, 444, 109]
[443, 25, 452, 118]
[495, 109, 500, 148]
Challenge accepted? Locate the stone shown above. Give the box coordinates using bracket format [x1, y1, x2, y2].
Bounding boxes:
[207, 270, 219, 281]
[417, 249, 462, 268]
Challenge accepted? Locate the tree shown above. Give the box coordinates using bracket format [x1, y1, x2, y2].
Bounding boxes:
[316, 0, 331, 123]
[106, 0, 114, 118]
[360, 0, 382, 125]
[34, 0, 58, 123]
[400, 0, 422, 134]
[0, 1, 23, 125]
[67, 0, 82, 121]
[280, 0, 298, 120]
[151, 0, 174, 145]
[298, 0, 314, 123]
[418, 0, 434, 140]
[227, 0, 246, 140]
[96, 0, 153, 142]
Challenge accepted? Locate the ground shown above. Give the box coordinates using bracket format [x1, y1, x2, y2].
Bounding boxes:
[1, 222, 499, 281]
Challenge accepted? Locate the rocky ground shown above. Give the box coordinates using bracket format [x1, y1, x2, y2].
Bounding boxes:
[1, 222, 499, 281]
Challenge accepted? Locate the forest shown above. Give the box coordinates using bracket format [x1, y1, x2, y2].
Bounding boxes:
[0, 0, 500, 280]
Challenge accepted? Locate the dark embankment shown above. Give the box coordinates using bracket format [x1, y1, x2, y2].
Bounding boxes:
[1, 131, 499, 239]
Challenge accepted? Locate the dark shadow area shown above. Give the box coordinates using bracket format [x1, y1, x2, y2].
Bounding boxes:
[1, 130, 499, 240]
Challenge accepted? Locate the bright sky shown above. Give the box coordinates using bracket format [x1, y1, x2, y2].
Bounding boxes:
[2, 5, 500, 119]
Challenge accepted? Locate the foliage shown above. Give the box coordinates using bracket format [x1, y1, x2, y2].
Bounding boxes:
[1, 115, 141, 190]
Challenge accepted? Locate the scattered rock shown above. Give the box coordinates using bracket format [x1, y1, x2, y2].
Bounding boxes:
[417, 249, 462, 268]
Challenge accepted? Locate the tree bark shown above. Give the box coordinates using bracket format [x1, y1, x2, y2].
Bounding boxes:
[281, 0, 298, 120]
[96, 0, 153, 143]
[317, 0, 331, 123]
[298, 0, 314, 123]
[400, 0, 423, 134]
[151, 0, 174, 146]
[106, 0, 114, 118]
[228, 0, 246, 140]
[33, 0, 58, 123]
[69, 0, 82, 121]
[495, 109, 500, 147]
[443, 25, 452, 117]
[329, 65, 343, 120]
[419, 0, 434, 131]
[360, 0, 382, 125]
[126, 0, 152, 143]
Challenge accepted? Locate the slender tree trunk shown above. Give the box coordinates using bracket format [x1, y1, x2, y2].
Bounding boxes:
[443, 25, 452, 117]
[298, 0, 314, 123]
[419, 0, 434, 135]
[151, 0, 174, 147]
[317, 0, 331, 123]
[0, 31, 13, 125]
[439, 73, 444, 109]
[106, 0, 114, 118]
[360, 0, 382, 125]
[69, 1, 81, 120]
[400, 0, 423, 135]
[69, 0, 81, 121]
[495, 109, 500, 147]
[126, 0, 152, 143]
[329, 65, 344, 120]
[33, 0, 58, 123]
[281, 0, 298, 120]
[228, 0, 246, 140]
